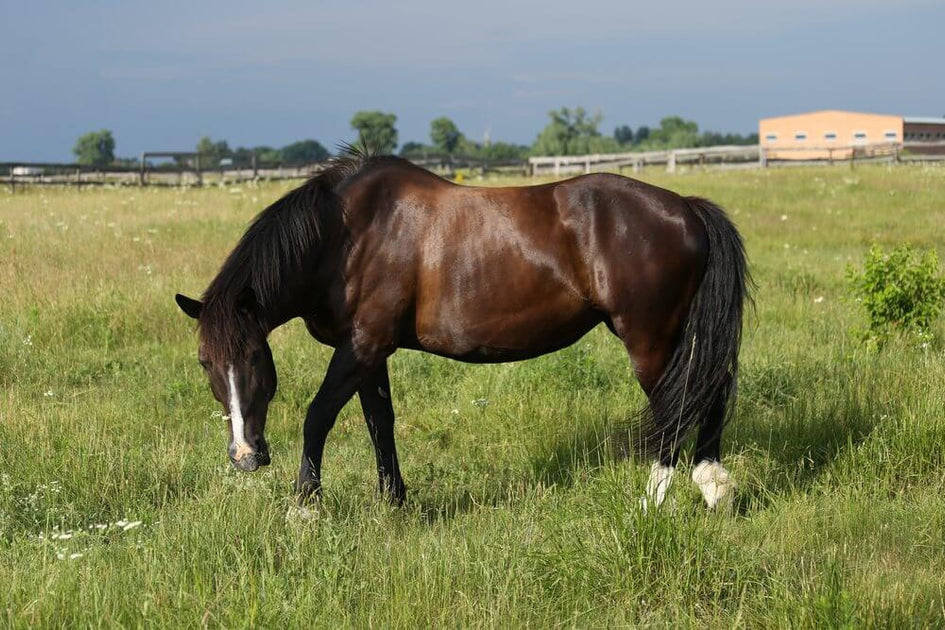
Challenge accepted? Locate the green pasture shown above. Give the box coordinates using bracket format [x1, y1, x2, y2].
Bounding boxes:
[1, 164, 944, 627]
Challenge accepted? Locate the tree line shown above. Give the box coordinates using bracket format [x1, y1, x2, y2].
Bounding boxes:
[71, 108, 758, 166]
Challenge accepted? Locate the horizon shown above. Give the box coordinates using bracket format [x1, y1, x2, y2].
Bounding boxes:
[1, 0, 943, 162]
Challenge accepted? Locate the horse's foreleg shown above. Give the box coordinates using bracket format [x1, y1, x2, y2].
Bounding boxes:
[358, 360, 406, 505]
[297, 341, 376, 501]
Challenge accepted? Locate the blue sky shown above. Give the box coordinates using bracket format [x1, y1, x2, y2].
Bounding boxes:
[1, 0, 943, 161]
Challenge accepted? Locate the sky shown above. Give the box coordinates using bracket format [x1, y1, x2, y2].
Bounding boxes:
[1, 0, 943, 162]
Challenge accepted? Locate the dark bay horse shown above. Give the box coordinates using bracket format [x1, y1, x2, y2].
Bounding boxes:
[175, 149, 750, 510]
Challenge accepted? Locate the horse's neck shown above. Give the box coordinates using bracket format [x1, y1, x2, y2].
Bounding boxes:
[256, 265, 324, 336]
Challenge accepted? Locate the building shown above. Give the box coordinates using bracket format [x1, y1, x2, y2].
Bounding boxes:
[759, 110, 945, 159]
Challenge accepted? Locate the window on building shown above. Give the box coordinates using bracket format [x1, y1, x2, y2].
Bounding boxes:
[765, 133, 778, 142]
[795, 132, 807, 141]
[854, 132, 867, 140]
[824, 132, 837, 141]
[884, 131, 898, 140]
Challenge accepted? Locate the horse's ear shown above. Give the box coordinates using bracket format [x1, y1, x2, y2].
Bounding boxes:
[175, 293, 203, 319]
[235, 286, 258, 313]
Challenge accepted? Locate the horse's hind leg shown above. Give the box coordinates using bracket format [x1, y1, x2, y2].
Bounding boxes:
[624, 335, 680, 512]
[691, 383, 736, 510]
[358, 361, 407, 504]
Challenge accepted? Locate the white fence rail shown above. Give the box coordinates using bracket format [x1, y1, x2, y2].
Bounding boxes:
[528, 145, 761, 176]
[528, 142, 945, 176]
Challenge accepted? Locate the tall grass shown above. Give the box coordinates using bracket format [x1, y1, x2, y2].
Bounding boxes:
[1, 165, 944, 627]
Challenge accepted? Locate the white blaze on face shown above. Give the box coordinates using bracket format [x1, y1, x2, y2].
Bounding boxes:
[692, 460, 735, 510]
[641, 461, 675, 512]
[227, 364, 254, 460]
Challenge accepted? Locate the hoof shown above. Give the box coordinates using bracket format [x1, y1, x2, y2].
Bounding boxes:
[296, 480, 322, 504]
[692, 461, 736, 511]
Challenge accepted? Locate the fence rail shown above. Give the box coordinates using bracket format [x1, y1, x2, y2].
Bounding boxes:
[5, 141, 945, 191]
[1, 152, 527, 191]
[528, 141, 945, 176]
[1, 158, 325, 191]
[529, 145, 761, 176]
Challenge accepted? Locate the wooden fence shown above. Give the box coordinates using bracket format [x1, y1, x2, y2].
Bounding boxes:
[528, 145, 760, 176]
[5, 142, 945, 192]
[0, 157, 324, 192]
[1, 151, 526, 191]
[528, 141, 945, 176]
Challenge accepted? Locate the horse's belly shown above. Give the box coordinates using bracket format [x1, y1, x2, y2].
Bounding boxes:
[413, 291, 600, 363]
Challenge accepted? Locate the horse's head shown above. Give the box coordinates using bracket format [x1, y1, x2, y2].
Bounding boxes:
[175, 289, 277, 472]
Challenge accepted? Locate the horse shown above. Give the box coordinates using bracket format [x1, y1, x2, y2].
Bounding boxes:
[175, 147, 750, 510]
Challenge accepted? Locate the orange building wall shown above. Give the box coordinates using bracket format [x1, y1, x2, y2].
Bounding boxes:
[759, 110, 903, 160]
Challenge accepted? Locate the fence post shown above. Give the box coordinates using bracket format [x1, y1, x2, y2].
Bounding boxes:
[759, 147, 767, 169]
[554, 158, 560, 178]
[195, 154, 202, 186]
[139, 153, 146, 186]
[252, 153, 258, 180]
[667, 151, 677, 173]
[75, 168, 81, 190]
[8, 166, 14, 194]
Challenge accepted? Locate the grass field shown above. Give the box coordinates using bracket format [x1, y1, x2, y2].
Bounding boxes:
[1, 164, 944, 627]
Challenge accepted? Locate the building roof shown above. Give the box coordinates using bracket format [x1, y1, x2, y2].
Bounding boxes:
[759, 109, 899, 123]
[903, 116, 945, 125]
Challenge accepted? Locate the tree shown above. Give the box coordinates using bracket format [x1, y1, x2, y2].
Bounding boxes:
[73, 129, 115, 166]
[698, 130, 758, 146]
[351, 110, 398, 154]
[479, 141, 530, 161]
[531, 107, 619, 156]
[196, 136, 231, 167]
[430, 117, 463, 155]
[648, 116, 700, 149]
[281, 139, 330, 164]
[399, 141, 432, 158]
[635, 126, 650, 143]
[614, 125, 634, 146]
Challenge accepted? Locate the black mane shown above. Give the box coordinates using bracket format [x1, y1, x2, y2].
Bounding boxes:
[199, 145, 377, 361]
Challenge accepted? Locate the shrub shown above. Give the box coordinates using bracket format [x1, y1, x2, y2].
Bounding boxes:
[847, 244, 945, 343]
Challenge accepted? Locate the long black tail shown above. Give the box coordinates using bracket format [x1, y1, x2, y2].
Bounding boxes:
[639, 197, 752, 457]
